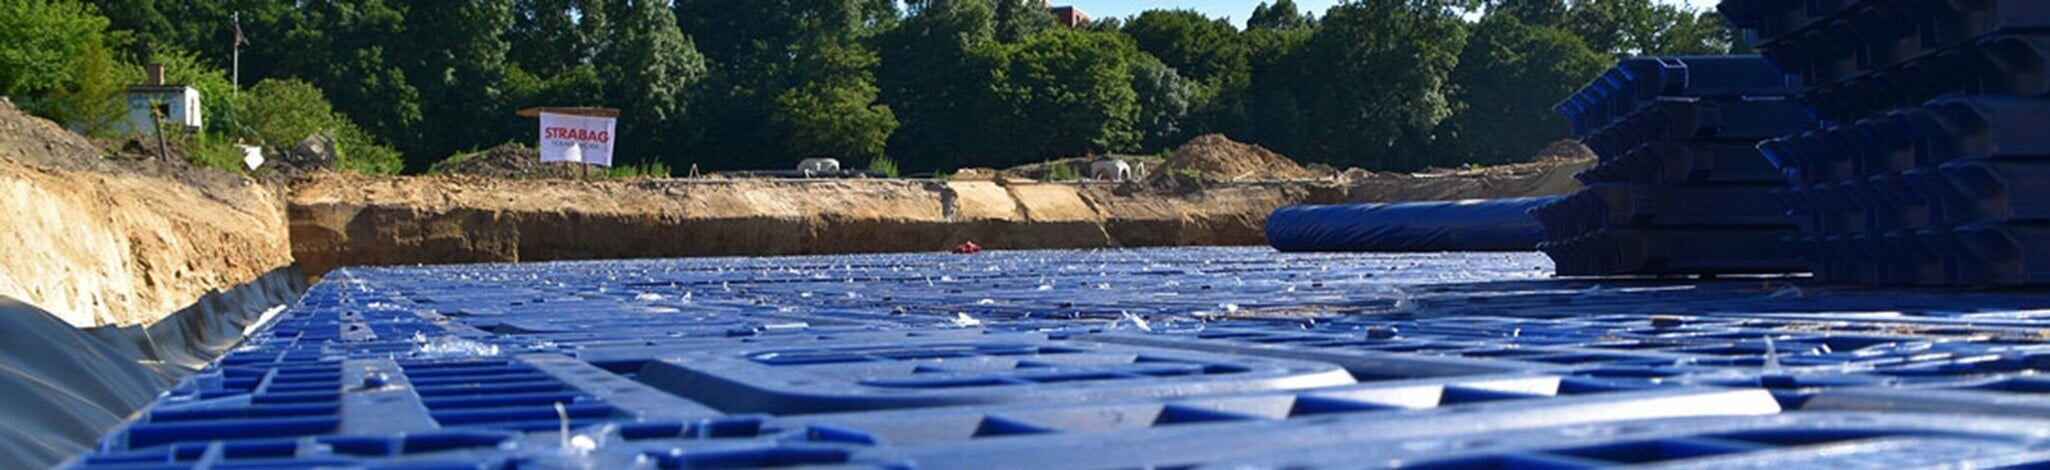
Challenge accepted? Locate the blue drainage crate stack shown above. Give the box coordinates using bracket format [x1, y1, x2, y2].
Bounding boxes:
[1540, 56, 1820, 276]
[65, 249, 2050, 468]
[1722, 0, 2050, 285]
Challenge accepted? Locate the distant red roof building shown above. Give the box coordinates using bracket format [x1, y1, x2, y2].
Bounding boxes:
[1050, 6, 1090, 27]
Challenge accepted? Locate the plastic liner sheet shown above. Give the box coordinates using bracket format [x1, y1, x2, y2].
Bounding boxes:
[1267, 197, 1560, 253]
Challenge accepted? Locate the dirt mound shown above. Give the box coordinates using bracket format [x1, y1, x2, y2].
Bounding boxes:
[429, 143, 580, 179]
[1160, 134, 1317, 181]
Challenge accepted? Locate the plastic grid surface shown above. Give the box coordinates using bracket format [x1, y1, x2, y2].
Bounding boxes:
[68, 248, 2050, 468]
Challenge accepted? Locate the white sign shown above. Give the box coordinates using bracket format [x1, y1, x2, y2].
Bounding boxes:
[238, 144, 264, 170]
[538, 112, 617, 167]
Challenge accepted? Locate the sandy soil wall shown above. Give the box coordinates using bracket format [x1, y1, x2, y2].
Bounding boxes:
[286, 174, 1323, 276]
[287, 155, 1589, 277]
[0, 101, 296, 328]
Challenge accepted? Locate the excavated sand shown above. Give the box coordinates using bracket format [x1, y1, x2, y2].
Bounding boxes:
[1160, 134, 1318, 181]
[0, 100, 294, 328]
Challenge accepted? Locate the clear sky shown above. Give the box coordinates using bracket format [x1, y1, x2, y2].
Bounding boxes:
[1061, 0, 1722, 27]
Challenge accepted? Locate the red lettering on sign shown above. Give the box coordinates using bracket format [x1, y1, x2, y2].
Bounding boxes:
[542, 127, 612, 144]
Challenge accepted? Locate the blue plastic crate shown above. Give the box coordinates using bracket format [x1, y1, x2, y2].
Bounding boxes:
[66, 248, 2050, 467]
[1576, 142, 1787, 185]
[1580, 183, 1794, 228]
[628, 336, 1357, 414]
[1558, 56, 1800, 137]
[1542, 227, 1807, 276]
[1580, 96, 1818, 159]
[841, 381, 1781, 468]
[1205, 412, 2050, 468]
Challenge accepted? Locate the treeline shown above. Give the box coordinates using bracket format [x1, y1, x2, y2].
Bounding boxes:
[4, 0, 1739, 175]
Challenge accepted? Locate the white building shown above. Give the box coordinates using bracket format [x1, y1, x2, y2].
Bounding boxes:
[115, 65, 202, 136]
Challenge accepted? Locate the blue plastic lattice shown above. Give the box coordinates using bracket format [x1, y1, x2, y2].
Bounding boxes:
[65, 248, 2050, 468]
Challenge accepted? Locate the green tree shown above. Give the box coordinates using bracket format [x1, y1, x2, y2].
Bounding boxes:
[593, 0, 706, 167]
[1131, 56, 1196, 151]
[1248, 0, 1314, 31]
[507, 0, 609, 77]
[774, 69, 899, 159]
[1438, 13, 1607, 165]
[275, 0, 423, 167]
[235, 78, 338, 148]
[677, 0, 898, 169]
[81, 0, 167, 58]
[877, 0, 997, 171]
[983, 28, 1142, 163]
[236, 78, 403, 174]
[1120, 9, 1250, 150]
[1563, 0, 1733, 58]
[990, 0, 1056, 43]
[1491, 0, 1569, 25]
[401, 0, 517, 169]
[52, 39, 128, 138]
[1121, 9, 1247, 92]
[1239, 20, 1316, 154]
[0, 0, 111, 97]
[1285, 0, 1469, 170]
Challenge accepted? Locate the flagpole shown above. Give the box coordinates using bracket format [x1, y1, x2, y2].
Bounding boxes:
[232, 12, 241, 97]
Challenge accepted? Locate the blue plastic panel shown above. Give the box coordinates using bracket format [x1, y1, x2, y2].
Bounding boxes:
[1575, 142, 1787, 185]
[1265, 198, 1556, 253]
[1558, 56, 1799, 136]
[1761, 96, 2050, 285]
[1206, 412, 2050, 468]
[1722, 0, 2050, 122]
[631, 337, 1356, 414]
[1579, 96, 1817, 159]
[65, 248, 2050, 468]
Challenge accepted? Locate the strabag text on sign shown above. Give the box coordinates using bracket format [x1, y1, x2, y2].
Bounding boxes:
[538, 112, 617, 167]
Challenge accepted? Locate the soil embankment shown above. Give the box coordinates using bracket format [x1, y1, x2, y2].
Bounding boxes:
[0, 99, 296, 328]
[288, 152, 1589, 276]
[288, 174, 1320, 275]
[0, 97, 1587, 466]
[0, 99, 306, 468]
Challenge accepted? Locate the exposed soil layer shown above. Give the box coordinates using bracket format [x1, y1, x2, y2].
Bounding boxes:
[287, 152, 1588, 277]
[0, 99, 296, 327]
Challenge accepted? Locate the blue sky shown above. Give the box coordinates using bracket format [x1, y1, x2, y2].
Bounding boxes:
[1062, 0, 1722, 27]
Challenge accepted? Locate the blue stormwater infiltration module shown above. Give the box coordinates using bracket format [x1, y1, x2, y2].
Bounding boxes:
[1722, 0, 2050, 286]
[1266, 197, 1558, 253]
[1542, 56, 1820, 276]
[67, 248, 2050, 468]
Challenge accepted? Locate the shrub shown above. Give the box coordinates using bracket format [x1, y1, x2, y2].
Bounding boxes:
[1045, 161, 1081, 181]
[868, 155, 900, 178]
[236, 79, 402, 175]
[608, 161, 671, 178]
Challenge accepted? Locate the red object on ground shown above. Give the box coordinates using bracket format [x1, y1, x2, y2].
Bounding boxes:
[952, 241, 982, 254]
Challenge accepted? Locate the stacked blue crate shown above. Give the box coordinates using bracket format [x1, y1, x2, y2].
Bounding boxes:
[1723, 0, 2050, 285]
[1541, 56, 1819, 275]
[63, 250, 2050, 468]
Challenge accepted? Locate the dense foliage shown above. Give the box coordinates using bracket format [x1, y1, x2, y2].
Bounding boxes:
[11, 0, 1741, 174]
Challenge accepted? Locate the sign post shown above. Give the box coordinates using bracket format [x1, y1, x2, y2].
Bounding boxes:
[519, 107, 621, 180]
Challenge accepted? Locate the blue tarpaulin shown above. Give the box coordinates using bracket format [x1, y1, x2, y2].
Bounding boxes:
[1266, 197, 1560, 252]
